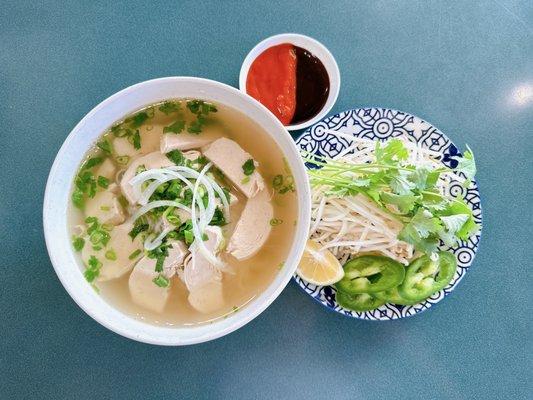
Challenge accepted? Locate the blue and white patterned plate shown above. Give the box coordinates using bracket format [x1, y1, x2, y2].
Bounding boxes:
[293, 108, 482, 320]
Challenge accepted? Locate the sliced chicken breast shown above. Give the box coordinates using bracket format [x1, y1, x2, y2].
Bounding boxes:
[161, 133, 213, 153]
[94, 158, 117, 181]
[128, 240, 188, 313]
[227, 190, 273, 260]
[84, 190, 125, 226]
[120, 151, 174, 204]
[183, 226, 225, 313]
[82, 221, 143, 282]
[202, 138, 264, 198]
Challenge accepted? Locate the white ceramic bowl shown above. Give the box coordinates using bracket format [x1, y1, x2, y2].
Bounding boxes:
[43, 77, 311, 345]
[239, 33, 340, 131]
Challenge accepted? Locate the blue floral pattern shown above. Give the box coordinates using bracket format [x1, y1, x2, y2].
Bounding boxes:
[293, 108, 483, 320]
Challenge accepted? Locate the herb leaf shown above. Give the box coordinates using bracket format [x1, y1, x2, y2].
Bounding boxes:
[129, 223, 149, 240]
[72, 236, 85, 252]
[132, 129, 141, 150]
[209, 207, 226, 226]
[84, 255, 102, 283]
[166, 150, 185, 165]
[158, 101, 181, 115]
[153, 275, 170, 288]
[163, 120, 185, 134]
[242, 159, 255, 176]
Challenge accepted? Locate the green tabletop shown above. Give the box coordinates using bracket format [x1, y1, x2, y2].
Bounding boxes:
[1, 1, 531, 399]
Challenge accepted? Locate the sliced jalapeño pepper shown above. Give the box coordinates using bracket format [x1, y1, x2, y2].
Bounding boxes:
[374, 287, 420, 306]
[335, 255, 405, 294]
[399, 251, 457, 302]
[336, 291, 386, 312]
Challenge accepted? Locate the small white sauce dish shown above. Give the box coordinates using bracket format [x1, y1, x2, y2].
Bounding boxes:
[239, 33, 340, 131]
[43, 77, 311, 345]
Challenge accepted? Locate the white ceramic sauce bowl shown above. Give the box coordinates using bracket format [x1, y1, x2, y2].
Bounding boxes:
[43, 77, 311, 345]
[239, 33, 340, 131]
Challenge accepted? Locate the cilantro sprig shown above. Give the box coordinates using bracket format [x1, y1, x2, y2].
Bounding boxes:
[304, 139, 479, 255]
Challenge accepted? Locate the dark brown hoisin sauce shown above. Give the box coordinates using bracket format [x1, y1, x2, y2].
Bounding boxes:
[292, 46, 330, 124]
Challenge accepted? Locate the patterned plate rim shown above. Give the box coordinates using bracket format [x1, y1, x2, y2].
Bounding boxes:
[292, 107, 483, 321]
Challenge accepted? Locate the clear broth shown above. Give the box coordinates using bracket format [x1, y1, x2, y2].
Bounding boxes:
[70, 100, 298, 326]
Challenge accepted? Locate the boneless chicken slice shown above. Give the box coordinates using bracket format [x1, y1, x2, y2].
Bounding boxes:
[227, 190, 273, 260]
[82, 221, 143, 282]
[94, 158, 117, 181]
[183, 226, 225, 314]
[202, 138, 264, 198]
[128, 240, 188, 313]
[120, 151, 174, 204]
[160, 133, 213, 153]
[84, 190, 125, 226]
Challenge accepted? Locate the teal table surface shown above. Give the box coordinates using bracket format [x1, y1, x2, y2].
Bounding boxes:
[1, 1, 531, 399]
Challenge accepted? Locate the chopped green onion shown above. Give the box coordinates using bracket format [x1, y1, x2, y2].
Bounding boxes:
[116, 155, 130, 165]
[97, 175, 109, 189]
[101, 223, 113, 232]
[152, 275, 170, 288]
[100, 205, 110, 211]
[241, 176, 250, 184]
[136, 164, 146, 175]
[97, 139, 112, 155]
[184, 230, 194, 245]
[269, 218, 283, 226]
[166, 213, 180, 225]
[128, 249, 142, 260]
[105, 249, 117, 261]
[72, 188, 84, 209]
[273, 175, 283, 189]
[84, 255, 102, 283]
[132, 129, 141, 150]
[72, 236, 85, 252]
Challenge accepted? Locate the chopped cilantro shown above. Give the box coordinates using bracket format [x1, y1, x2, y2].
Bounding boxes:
[273, 175, 283, 189]
[129, 223, 149, 240]
[209, 207, 226, 226]
[128, 111, 149, 128]
[163, 119, 186, 134]
[132, 129, 141, 150]
[187, 116, 205, 134]
[82, 157, 103, 170]
[158, 101, 181, 115]
[97, 139, 112, 155]
[166, 149, 185, 165]
[242, 159, 255, 176]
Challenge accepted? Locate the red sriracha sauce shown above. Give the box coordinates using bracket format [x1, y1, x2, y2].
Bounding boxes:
[246, 44, 297, 125]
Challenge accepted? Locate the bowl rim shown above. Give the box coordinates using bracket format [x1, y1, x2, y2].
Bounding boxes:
[43, 76, 311, 345]
[239, 33, 340, 131]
